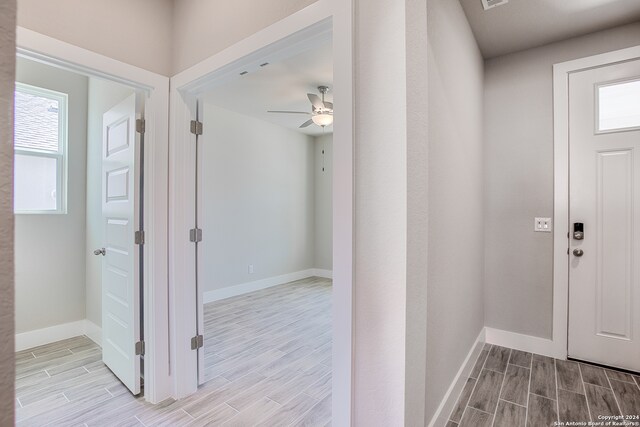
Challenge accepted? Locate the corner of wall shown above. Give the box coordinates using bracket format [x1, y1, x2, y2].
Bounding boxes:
[0, 1, 17, 424]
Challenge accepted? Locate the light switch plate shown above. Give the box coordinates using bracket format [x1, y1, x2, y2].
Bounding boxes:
[534, 217, 552, 232]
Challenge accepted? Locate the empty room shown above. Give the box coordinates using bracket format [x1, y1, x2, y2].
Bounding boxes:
[12, 55, 148, 422]
[188, 39, 334, 423]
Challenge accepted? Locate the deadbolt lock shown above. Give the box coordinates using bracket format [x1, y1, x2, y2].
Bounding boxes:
[573, 222, 584, 240]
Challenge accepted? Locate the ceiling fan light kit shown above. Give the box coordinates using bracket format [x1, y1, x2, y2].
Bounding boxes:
[312, 113, 333, 126]
[267, 85, 334, 129]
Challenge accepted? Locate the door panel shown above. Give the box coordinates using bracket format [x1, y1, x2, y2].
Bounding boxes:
[568, 59, 640, 372]
[596, 150, 632, 339]
[101, 94, 142, 394]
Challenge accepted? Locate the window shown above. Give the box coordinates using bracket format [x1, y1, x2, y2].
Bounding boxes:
[14, 83, 67, 213]
[597, 79, 640, 133]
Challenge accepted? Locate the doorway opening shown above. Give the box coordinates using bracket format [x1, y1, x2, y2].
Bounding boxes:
[168, 6, 353, 422]
[13, 49, 161, 423]
[194, 33, 333, 425]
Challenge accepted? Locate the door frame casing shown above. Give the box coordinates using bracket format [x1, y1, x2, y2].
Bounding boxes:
[168, 0, 354, 424]
[15, 27, 171, 404]
[552, 45, 640, 360]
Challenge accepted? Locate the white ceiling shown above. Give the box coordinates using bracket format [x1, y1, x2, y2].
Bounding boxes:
[459, 0, 640, 58]
[202, 41, 333, 136]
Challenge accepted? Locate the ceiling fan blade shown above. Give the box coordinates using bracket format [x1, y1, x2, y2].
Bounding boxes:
[323, 101, 333, 110]
[299, 119, 314, 128]
[267, 110, 311, 115]
[307, 94, 324, 110]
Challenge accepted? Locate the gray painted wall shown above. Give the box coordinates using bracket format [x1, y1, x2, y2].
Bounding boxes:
[200, 103, 318, 291]
[17, 0, 317, 76]
[314, 133, 332, 271]
[17, 0, 173, 76]
[85, 78, 135, 328]
[484, 22, 640, 339]
[426, 0, 485, 421]
[171, 0, 318, 74]
[0, 1, 16, 423]
[14, 58, 88, 334]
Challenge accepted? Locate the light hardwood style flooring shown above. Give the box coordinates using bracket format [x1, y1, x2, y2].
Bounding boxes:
[448, 343, 640, 427]
[15, 277, 332, 426]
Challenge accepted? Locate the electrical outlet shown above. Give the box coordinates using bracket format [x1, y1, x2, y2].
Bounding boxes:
[534, 217, 552, 232]
[248, 264, 254, 274]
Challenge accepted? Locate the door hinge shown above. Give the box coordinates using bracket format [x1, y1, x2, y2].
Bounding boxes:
[135, 230, 145, 245]
[135, 340, 145, 356]
[189, 228, 202, 243]
[190, 120, 203, 136]
[136, 119, 146, 134]
[190, 335, 204, 350]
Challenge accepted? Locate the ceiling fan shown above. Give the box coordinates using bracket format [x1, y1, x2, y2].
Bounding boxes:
[268, 85, 333, 128]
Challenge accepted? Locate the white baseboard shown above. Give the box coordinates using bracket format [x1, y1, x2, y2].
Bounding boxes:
[428, 328, 486, 427]
[83, 319, 102, 347]
[203, 268, 333, 304]
[485, 327, 563, 359]
[16, 319, 103, 352]
[311, 268, 333, 279]
[16, 320, 86, 352]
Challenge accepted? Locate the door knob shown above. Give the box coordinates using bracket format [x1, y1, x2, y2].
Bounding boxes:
[573, 248, 584, 257]
[94, 248, 106, 256]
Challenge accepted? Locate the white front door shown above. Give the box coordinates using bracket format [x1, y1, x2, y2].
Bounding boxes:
[568, 58, 640, 372]
[101, 94, 142, 394]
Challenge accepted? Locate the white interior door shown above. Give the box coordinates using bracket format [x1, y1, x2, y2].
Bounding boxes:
[101, 94, 142, 394]
[568, 58, 640, 372]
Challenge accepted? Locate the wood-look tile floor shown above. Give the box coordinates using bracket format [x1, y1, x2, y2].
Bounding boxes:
[448, 343, 640, 427]
[15, 277, 332, 426]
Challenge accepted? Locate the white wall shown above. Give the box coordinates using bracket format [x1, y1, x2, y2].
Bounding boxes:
[200, 103, 317, 291]
[484, 22, 640, 339]
[314, 133, 332, 271]
[171, 0, 318, 74]
[14, 58, 88, 334]
[85, 78, 135, 328]
[426, 0, 485, 421]
[353, 0, 416, 422]
[16, 0, 173, 76]
[0, 1, 16, 423]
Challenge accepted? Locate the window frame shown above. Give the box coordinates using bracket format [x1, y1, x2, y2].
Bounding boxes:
[14, 82, 68, 214]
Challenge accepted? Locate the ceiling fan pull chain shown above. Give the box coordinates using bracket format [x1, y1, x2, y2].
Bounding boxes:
[322, 140, 326, 172]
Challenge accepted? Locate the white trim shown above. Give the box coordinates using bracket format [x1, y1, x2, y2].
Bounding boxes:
[16, 27, 170, 404]
[485, 327, 562, 359]
[552, 45, 640, 363]
[427, 328, 486, 427]
[83, 320, 102, 347]
[202, 269, 332, 303]
[15, 319, 103, 351]
[16, 320, 86, 351]
[312, 268, 333, 279]
[329, 0, 354, 423]
[169, 3, 354, 424]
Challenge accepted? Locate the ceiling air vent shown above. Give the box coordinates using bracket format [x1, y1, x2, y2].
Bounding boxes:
[481, 0, 509, 10]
